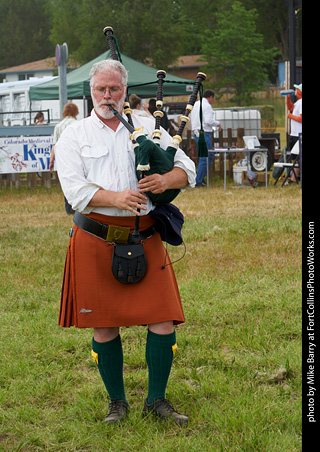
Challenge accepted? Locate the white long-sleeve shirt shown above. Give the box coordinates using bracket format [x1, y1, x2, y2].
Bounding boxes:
[190, 97, 220, 133]
[290, 98, 302, 137]
[53, 116, 77, 144]
[55, 109, 196, 216]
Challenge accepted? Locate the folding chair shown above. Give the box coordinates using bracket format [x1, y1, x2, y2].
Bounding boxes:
[273, 140, 300, 186]
[272, 146, 290, 183]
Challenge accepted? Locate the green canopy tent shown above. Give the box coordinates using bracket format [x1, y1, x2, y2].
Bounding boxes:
[29, 51, 195, 100]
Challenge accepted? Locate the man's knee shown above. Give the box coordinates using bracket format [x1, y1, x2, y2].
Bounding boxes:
[148, 321, 174, 335]
[94, 327, 119, 342]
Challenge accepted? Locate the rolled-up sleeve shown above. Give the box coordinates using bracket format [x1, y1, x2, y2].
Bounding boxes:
[173, 149, 196, 188]
[55, 126, 101, 213]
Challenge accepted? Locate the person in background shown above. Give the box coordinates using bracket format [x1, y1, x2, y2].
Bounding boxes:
[34, 111, 45, 125]
[54, 59, 196, 427]
[49, 103, 79, 214]
[286, 83, 302, 182]
[190, 89, 221, 187]
[129, 93, 152, 117]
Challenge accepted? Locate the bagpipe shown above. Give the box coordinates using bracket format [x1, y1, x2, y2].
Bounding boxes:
[103, 26, 207, 206]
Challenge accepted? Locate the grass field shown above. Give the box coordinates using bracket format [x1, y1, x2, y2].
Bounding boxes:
[0, 180, 302, 451]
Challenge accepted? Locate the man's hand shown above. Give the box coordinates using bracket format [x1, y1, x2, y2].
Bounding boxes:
[137, 167, 188, 194]
[114, 190, 148, 215]
[137, 173, 167, 194]
[49, 148, 55, 173]
[89, 189, 148, 216]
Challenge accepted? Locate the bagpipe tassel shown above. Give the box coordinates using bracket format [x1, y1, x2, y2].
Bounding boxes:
[197, 131, 208, 157]
[197, 85, 208, 158]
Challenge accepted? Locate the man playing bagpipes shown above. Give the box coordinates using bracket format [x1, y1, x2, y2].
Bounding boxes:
[55, 58, 196, 427]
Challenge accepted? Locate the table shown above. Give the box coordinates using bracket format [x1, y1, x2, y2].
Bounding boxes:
[205, 147, 269, 190]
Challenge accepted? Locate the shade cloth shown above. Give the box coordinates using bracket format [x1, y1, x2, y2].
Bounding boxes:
[30, 51, 194, 100]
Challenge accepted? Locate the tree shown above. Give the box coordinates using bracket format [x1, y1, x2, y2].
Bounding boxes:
[200, 1, 277, 105]
[48, 0, 83, 58]
[243, 0, 299, 60]
[48, 0, 187, 70]
[0, 0, 52, 69]
[0, 0, 293, 86]
[170, 0, 230, 55]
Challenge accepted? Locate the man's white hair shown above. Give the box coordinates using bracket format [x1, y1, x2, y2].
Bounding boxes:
[89, 59, 128, 86]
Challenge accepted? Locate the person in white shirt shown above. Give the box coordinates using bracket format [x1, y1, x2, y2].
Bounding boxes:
[190, 89, 221, 186]
[55, 59, 195, 427]
[129, 93, 152, 118]
[49, 102, 79, 214]
[286, 83, 302, 182]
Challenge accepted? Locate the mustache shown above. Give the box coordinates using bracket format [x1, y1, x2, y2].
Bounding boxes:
[99, 100, 117, 107]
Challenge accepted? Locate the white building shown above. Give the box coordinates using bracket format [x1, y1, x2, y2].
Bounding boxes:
[0, 57, 84, 125]
[0, 57, 57, 83]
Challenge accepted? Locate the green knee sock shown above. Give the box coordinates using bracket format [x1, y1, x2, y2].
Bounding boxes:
[145, 329, 176, 404]
[92, 335, 127, 402]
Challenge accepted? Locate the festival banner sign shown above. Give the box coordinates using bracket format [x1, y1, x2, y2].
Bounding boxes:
[0, 136, 54, 173]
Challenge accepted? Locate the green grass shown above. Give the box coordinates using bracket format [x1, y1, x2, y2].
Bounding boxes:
[0, 183, 302, 451]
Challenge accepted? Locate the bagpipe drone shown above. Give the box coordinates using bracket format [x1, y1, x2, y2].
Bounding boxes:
[103, 26, 207, 206]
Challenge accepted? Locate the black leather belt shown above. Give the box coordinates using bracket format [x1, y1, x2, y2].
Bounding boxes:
[73, 211, 156, 244]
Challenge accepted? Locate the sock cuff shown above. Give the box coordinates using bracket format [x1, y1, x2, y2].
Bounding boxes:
[147, 329, 176, 347]
[92, 334, 121, 355]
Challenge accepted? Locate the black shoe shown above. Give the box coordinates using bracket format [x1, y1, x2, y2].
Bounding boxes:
[143, 398, 188, 427]
[104, 400, 129, 424]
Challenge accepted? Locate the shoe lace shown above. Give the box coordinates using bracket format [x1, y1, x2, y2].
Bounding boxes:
[108, 399, 124, 415]
[156, 398, 176, 413]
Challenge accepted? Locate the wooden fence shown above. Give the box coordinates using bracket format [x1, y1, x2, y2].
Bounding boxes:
[0, 172, 60, 190]
[184, 128, 245, 179]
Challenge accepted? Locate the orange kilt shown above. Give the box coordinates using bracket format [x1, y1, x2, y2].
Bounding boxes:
[58, 212, 185, 328]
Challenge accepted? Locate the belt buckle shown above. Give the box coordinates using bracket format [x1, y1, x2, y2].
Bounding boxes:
[106, 225, 130, 243]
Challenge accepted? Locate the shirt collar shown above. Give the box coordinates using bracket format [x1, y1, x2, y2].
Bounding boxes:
[91, 108, 127, 132]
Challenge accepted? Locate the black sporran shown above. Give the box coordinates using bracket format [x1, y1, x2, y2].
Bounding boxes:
[111, 243, 147, 284]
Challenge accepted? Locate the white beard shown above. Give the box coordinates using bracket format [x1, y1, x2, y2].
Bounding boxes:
[93, 91, 126, 119]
